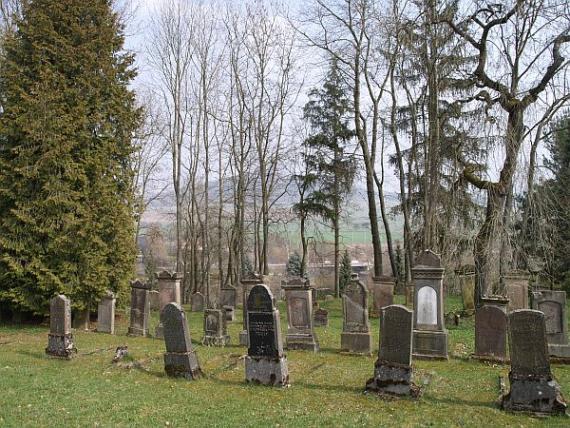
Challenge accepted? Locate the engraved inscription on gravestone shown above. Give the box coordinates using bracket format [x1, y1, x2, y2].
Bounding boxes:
[531, 290, 570, 360]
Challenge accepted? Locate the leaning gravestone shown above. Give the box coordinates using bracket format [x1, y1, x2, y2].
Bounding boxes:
[474, 304, 507, 362]
[191, 292, 205, 312]
[314, 307, 328, 327]
[366, 305, 417, 396]
[504, 271, 529, 312]
[239, 274, 265, 346]
[341, 274, 372, 354]
[46, 295, 76, 359]
[283, 277, 319, 352]
[161, 303, 202, 380]
[96, 291, 115, 334]
[370, 276, 395, 317]
[245, 284, 289, 387]
[155, 271, 182, 338]
[500, 309, 566, 415]
[128, 280, 151, 337]
[532, 290, 570, 361]
[412, 250, 448, 359]
[202, 308, 229, 346]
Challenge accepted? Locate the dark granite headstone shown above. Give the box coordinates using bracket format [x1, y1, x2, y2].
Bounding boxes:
[161, 303, 202, 380]
[239, 274, 265, 346]
[46, 295, 76, 359]
[202, 308, 229, 346]
[500, 310, 566, 414]
[532, 290, 570, 361]
[128, 280, 150, 337]
[245, 284, 289, 386]
[97, 291, 115, 334]
[474, 304, 507, 362]
[341, 274, 372, 354]
[366, 305, 417, 396]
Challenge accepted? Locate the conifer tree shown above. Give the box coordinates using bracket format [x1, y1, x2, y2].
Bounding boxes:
[286, 252, 303, 278]
[0, 0, 140, 314]
[339, 249, 352, 294]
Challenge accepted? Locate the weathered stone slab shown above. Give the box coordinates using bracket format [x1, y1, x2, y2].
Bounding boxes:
[504, 272, 529, 312]
[474, 304, 507, 362]
[191, 292, 205, 312]
[202, 308, 229, 346]
[370, 276, 394, 317]
[128, 280, 150, 337]
[155, 271, 182, 338]
[239, 274, 266, 346]
[314, 307, 328, 327]
[245, 284, 289, 387]
[461, 273, 475, 313]
[72, 309, 90, 331]
[412, 250, 448, 359]
[341, 274, 371, 354]
[366, 305, 417, 396]
[223, 305, 235, 322]
[162, 303, 202, 380]
[532, 290, 570, 362]
[283, 277, 319, 352]
[149, 290, 160, 311]
[46, 295, 76, 359]
[500, 310, 566, 415]
[97, 291, 115, 334]
[221, 285, 237, 308]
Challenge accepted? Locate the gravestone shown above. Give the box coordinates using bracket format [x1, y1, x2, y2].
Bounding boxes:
[221, 285, 237, 308]
[245, 284, 289, 387]
[283, 277, 319, 352]
[96, 291, 115, 334]
[155, 271, 182, 338]
[341, 274, 372, 354]
[239, 274, 266, 346]
[191, 292, 205, 312]
[311, 287, 318, 307]
[161, 303, 202, 380]
[149, 290, 160, 311]
[474, 304, 507, 362]
[504, 271, 529, 312]
[370, 276, 395, 317]
[72, 308, 90, 330]
[460, 272, 475, 314]
[412, 250, 448, 359]
[128, 280, 151, 337]
[366, 305, 417, 396]
[314, 307, 328, 327]
[46, 295, 76, 359]
[532, 290, 570, 361]
[405, 284, 414, 308]
[500, 310, 566, 415]
[202, 308, 230, 346]
[223, 305, 235, 322]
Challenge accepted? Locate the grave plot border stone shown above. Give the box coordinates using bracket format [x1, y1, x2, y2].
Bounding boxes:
[366, 305, 419, 397]
[500, 309, 567, 415]
[202, 308, 230, 346]
[283, 277, 319, 352]
[46, 294, 77, 359]
[245, 284, 289, 387]
[162, 302, 202, 380]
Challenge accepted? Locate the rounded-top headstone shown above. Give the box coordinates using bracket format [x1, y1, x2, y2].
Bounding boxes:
[247, 284, 274, 312]
[508, 309, 550, 377]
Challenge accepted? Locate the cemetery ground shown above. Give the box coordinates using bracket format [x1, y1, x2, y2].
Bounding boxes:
[1, 297, 569, 427]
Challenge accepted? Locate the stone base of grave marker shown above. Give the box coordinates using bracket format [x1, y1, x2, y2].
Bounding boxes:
[341, 332, 372, 354]
[164, 351, 202, 380]
[203, 333, 230, 347]
[412, 330, 448, 360]
[223, 305, 235, 322]
[245, 356, 289, 387]
[366, 361, 418, 397]
[46, 333, 76, 359]
[500, 372, 566, 415]
[286, 334, 320, 352]
[239, 330, 249, 347]
[314, 308, 328, 327]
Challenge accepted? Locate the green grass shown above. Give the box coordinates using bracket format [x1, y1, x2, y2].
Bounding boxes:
[0, 296, 569, 427]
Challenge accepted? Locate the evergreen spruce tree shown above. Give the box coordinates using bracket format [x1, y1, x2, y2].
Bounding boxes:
[286, 251, 303, 277]
[0, 0, 140, 314]
[339, 249, 352, 293]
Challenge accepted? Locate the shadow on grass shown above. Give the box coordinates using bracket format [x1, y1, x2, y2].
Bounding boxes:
[17, 349, 53, 360]
[421, 393, 498, 410]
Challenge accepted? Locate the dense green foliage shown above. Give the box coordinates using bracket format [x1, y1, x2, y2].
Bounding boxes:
[285, 251, 303, 277]
[0, 0, 140, 314]
[339, 249, 352, 293]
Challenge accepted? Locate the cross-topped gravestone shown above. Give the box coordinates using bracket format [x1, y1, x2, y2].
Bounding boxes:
[161, 303, 202, 380]
[341, 274, 372, 354]
[532, 290, 570, 362]
[46, 295, 76, 359]
[239, 273, 265, 346]
[283, 277, 319, 352]
[366, 305, 417, 396]
[202, 308, 229, 346]
[474, 304, 507, 362]
[128, 280, 150, 337]
[96, 291, 115, 334]
[500, 310, 566, 414]
[245, 284, 289, 386]
[412, 250, 448, 359]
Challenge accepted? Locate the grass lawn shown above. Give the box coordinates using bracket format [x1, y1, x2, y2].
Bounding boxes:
[0, 295, 569, 427]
